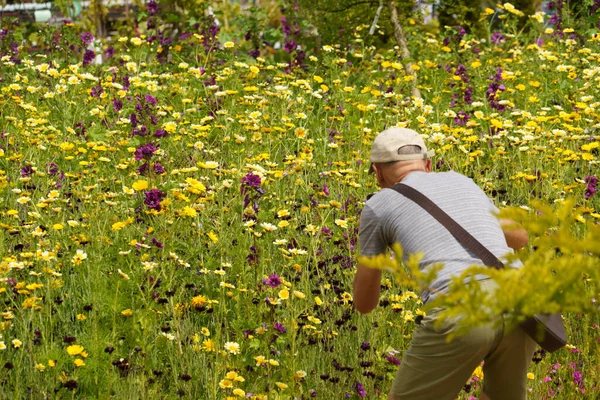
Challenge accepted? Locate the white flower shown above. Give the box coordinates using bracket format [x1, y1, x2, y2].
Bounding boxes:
[260, 223, 277, 232]
[224, 341, 240, 354]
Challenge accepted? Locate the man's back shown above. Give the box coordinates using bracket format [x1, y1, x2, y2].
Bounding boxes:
[359, 170, 518, 302]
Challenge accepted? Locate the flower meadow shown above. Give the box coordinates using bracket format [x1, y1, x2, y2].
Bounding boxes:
[1, 2, 600, 399]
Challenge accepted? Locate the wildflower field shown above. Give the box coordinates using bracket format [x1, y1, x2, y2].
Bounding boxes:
[0, 2, 599, 399]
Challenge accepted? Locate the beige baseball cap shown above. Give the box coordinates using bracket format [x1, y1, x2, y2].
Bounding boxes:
[369, 127, 434, 172]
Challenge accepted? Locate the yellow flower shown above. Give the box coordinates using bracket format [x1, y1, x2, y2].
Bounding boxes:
[277, 209, 290, 218]
[112, 217, 134, 231]
[335, 219, 348, 228]
[279, 289, 289, 300]
[275, 382, 288, 390]
[181, 206, 197, 217]
[224, 41, 235, 48]
[293, 370, 307, 379]
[527, 372, 535, 380]
[71, 250, 87, 265]
[202, 339, 215, 352]
[66, 344, 84, 356]
[74, 358, 85, 367]
[35, 363, 46, 371]
[191, 295, 207, 308]
[293, 290, 305, 299]
[226, 371, 239, 380]
[294, 127, 307, 138]
[233, 388, 245, 397]
[255, 355, 267, 366]
[0, 342, 6, 350]
[121, 309, 133, 317]
[185, 178, 206, 194]
[163, 121, 177, 133]
[132, 180, 148, 191]
[219, 379, 233, 388]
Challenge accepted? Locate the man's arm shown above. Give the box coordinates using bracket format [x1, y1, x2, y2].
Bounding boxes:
[499, 218, 528, 250]
[353, 264, 382, 314]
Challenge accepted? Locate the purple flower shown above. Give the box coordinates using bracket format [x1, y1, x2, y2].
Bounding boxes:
[491, 32, 505, 45]
[281, 17, 291, 36]
[146, 0, 158, 15]
[134, 143, 158, 161]
[123, 75, 131, 90]
[20, 165, 34, 178]
[137, 163, 149, 175]
[284, 40, 297, 53]
[151, 237, 164, 248]
[91, 85, 103, 98]
[263, 274, 281, 288]
[385, 354, 401, 365]
[153, 162, 165, 174]
[453, 110, 470, 126]
[144, 189, 166, 211]
[80, 32, 94, 46]
[573, 370, 584, 388]
[104, 46, 115, 58]
[464, 85, 473, 105]
[83, 49, 95, 66]
[585, 175, 597, 199]
[454, 64, 470, 83]
[112, 99, 123, 112]
[46, 163, 59, 175]
[274, 323, 287, 333]
[145, 94, 157, 106]
[130, 113, 138, 128]
[133, 126, 148, 136]
[360, 341, 370, 351]
[154, 129, 167, 138]
[585, 186, 596, 199]
[355, 381, 366, 398]
[241, 173, 261, 188]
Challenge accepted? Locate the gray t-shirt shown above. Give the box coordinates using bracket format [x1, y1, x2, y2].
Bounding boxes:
[359, 170, 520, 303]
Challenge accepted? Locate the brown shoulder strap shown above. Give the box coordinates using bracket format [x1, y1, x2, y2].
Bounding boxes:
[391, 183, 504, 269]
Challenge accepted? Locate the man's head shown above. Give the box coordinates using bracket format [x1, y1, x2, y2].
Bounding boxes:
[369, 127, 434, 188]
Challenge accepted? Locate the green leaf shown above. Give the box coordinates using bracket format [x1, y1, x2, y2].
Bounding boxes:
[263, 28, 283, 44]
[166, 13, 180, 23]
[128, 137, 141, 147]
[137, 11, 148, 22]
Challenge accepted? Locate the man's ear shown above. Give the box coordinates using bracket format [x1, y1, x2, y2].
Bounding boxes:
[425, 159, 432, 172]
[373, 164, 384, 186]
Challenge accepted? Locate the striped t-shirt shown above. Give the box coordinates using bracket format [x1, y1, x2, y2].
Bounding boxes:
[359, 170, 520, 303]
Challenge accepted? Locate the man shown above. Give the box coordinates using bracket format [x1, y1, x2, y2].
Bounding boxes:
[354, 127, 536, 400]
